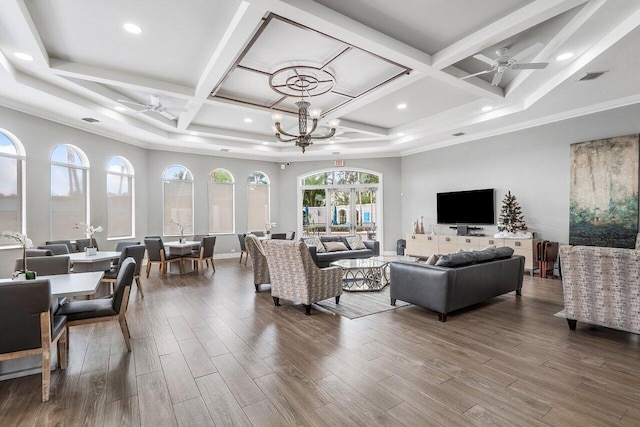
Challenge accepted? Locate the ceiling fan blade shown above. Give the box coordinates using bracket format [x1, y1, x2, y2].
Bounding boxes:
[511, 42, 544, 63]
[117, 99, 148, 108]
[165, 107, 188, 112]
[513, 62, 549, 70]
[133, 108, 150, 113]
[460, 69, 493, 80]
[473, 54, 495, 66]
[491, 71, 504, 86]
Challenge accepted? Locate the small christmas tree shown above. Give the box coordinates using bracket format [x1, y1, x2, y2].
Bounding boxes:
[498, 191, 528, 233]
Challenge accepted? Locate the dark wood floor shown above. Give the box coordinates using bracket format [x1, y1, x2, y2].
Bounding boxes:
[2, 259, 640, 426]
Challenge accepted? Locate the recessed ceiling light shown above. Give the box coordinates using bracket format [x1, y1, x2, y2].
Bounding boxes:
[114, 106, 126, 112]
[14, 52, 33, 61]
[329, 140, 336, 144]
[396, 103, 407, 110]
[123, 23, 142, 34]
[556, 52, 574, 61]
[189, 131, 198, 135]
[262, 142, 269, 145]
[244, 118, 253, 123]
[481, 106, 493, 112]
[396, 132, 405, 137]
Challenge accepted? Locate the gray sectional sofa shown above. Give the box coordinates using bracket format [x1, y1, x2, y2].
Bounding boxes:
[304, 235, 380, 267]
[389, 248, 525, 322]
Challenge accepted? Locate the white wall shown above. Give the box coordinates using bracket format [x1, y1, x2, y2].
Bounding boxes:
[401, 103, 640, 245]
[0, 106, 148, 277]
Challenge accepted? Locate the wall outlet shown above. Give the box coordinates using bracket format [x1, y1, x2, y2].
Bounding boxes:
[230, 249, 236, 252]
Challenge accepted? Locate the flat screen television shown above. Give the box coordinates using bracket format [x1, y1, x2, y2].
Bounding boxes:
[437, 189, 495, 225]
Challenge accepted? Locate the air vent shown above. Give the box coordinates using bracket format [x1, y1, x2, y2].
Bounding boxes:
[452, 132, 465, 137]
[81, 117, 100, 123]
[220, 148, 230, 152]
[578, 71, 607, 81]
[332, 152, 340, 155]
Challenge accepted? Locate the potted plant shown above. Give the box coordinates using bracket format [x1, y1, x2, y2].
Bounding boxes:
[2, 230, 36, 280]
[170, 220, 190, 243]
[74, 223, 103, 255]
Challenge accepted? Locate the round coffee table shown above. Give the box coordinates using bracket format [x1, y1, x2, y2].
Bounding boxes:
[330, 258, 388, 291]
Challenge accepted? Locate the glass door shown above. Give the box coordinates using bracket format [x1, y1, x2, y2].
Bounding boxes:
[329, 190, 352, 235]
[302, 188, 326, 236]
[354, 188, 377, 239]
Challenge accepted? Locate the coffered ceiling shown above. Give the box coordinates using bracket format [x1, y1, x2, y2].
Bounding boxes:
[0, 0, 639, 161]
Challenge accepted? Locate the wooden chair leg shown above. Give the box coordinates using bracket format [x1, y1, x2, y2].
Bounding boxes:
[146, 262, 151, 278]
[239, 253, 243, 264]
[211, 258, 215, 272]
[178, 260, 184, 274]
[119, 316, 132, 352]
[244, 252, 249, 266]
[135, 276, 144, 298]
[199, 260, 204, 274]
[41, 350, 51, 402]
[57, 329, 68, 370]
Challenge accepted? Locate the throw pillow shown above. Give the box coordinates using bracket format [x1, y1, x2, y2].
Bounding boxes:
[345, 235, 367, 250]
[472, 249, 496, 263]
[426, 254, 439, 265]
[435, 252, 475, 267]
[303, 236, 326, 253]
[323, 241, 349, 252]
[456, 248, 466, 253]
[494, 247, 515, 259]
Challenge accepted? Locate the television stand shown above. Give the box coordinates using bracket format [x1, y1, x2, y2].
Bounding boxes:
[448, 225, 483, 236]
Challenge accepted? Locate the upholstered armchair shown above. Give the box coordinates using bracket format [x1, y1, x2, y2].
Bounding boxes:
[559, 245, 640, 334]
[245, 234, 270, 292]
[263, 240, 343, 315]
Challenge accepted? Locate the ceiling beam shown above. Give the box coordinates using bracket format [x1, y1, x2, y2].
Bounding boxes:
[177, 1, 268, 131]
[506, 0, 606, 96]
[0, 0, 50, 69]
[432, 0, 589, 69]
[49, 59, 194, 99]
[336, 119, 388, 137]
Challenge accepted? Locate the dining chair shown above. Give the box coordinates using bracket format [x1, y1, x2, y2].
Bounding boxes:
[26, 249, 53, 257]
[0, 279, 68, 402]
[45, 240, 74, 253]
[58, 258, 136, 351]
[270, 233, 287, 240]
[286, 231, 296, 240]
[144, 237, 183, 277]
[249, 231, 265, 237]
[76, 238, 99, 252]
[184, 236, 216, 274]
[112, 241, 140, 267]
[238, 233, 248, 265]
[245, 234, 270, 292]
[15, 255, 71, 276]
[101, 245, 146, 297]
[38, 244, 70, 255]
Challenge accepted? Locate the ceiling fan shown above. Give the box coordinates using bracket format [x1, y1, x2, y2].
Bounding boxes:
[461, 43, 549, 86]
[116, 94, 188, 114]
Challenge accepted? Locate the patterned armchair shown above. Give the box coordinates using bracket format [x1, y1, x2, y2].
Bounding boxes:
[559, 245, 640, 334]
[263, 240, 343, 315]
[245, 234, 270, 292]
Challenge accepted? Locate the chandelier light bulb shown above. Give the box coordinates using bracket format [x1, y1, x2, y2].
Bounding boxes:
[327, 119, 340, 128]
[308, 108, 322, 119]
[271, 112, 283, 123]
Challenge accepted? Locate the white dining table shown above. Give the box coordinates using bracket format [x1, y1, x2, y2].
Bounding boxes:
[0, 271, 105, 298]
[164, 240, 199, 256]
[65, 251, 121, 272]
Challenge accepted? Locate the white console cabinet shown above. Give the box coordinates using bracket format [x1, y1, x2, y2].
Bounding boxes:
[405, 234, 539, 271]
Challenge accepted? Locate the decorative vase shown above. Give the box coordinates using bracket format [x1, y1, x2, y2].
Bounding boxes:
[179, 237, 184, 243]
[86, 247, 98, 256]
[25, 270, 36, 280]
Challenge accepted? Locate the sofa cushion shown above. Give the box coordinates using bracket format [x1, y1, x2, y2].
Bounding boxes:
[324, 241, 349, 252]
[345, 235, 366, 250]
[435, 252, 475, 267]
[472, 249, 497, 263]
[303, 237, 326, 253]
[494, 247, 515, 259]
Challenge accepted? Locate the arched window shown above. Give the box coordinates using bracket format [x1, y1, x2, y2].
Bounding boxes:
[0, 130, 26, 247]
[247, 171, 270, 232]
[50, 144, 89, 240]
[208, 168, 234, 234]
[107, 156, 135, 238]
[163, 165, 193, 236]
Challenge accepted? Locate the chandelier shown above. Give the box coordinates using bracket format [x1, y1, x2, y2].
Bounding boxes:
[269, 66, 340, 153]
